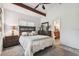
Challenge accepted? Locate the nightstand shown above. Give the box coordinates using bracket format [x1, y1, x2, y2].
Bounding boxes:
[54, 31, 60, 39]
[3, 35, 20, 48]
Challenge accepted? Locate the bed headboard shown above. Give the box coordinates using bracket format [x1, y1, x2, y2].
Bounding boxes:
[19, 26, 36, 35]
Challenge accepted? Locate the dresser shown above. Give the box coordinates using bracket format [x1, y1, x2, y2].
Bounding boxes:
[54, 31, 60, 39]
[3, 35, 20, 48]
[38, 30, 51, 36]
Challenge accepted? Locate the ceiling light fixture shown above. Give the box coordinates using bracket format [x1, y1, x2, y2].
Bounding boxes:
[42, 5, 45, 10]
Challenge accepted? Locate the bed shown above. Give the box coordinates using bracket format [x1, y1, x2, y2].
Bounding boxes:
[19, 26, 55, 56]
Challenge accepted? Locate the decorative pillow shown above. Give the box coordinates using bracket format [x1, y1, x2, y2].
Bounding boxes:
[30, 32, 34, 36]
[21, 31, 37, 36]
[27, 32, 31, 36]
[22, 32, 28, 36]
[31, 31, 37, 35]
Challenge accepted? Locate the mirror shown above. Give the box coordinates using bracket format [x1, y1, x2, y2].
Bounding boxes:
[41, 22, 49, 31]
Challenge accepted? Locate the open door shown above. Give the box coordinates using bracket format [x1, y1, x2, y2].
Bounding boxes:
[52, 18, 61, 46]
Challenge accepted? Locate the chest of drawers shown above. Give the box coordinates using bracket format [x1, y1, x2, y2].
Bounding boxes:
[3, 35, 20, 48]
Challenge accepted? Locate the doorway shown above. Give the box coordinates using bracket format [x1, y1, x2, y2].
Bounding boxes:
[52, 20, 61, 46]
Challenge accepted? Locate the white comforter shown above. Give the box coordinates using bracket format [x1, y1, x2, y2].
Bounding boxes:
[19, 35, 54, 56]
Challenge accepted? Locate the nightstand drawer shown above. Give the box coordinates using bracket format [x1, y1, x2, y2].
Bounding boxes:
[6, 37, 19, 42]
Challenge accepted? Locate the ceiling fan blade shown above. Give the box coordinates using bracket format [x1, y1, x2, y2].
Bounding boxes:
[34, 4, 40, 9]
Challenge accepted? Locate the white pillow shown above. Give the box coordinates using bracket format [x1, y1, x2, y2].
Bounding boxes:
[22, 32, 28, 36]
[30, 32, 34, 36]
[31, 31, 37, 35]
[22, 31, 37, 36]
[28, 32, 32, 36]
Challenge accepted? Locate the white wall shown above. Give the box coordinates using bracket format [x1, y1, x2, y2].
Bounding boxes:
[4, 9, 41, 35]
[3, 3, 42, 32]
[41, 3, 79, 49]
[4, 9, 19, 36]
[3, 3, 42, 34]
[60, 4, 79, 49]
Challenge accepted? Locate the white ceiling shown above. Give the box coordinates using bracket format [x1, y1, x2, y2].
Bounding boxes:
[23, 3, 47, 13]
[23, 3, 62, 14]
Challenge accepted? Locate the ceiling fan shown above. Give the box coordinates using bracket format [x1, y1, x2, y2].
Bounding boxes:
[34, 3, 50, 10]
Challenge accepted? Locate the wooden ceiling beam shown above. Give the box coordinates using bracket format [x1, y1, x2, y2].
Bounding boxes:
[13, 3, 46, 16]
